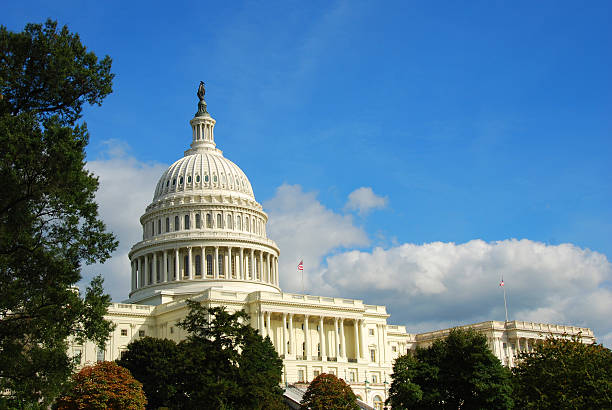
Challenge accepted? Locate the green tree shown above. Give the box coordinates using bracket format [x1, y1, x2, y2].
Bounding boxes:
[116, 337, 180, 410]
[387, 328, 513, 409]
[300, 373, 359, 410]
[0, 20, 117, 407]
[512, 336, 612, 409]
[118, 301, 285, 409]
[55, 361, 146, 410]
[176, 301, 285, 409]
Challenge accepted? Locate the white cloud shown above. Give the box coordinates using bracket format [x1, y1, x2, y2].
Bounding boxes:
[80, 141, 167, 301]
[316, 239, 612, 346]
[344, 187, 388, 215]
[264, 184, 369, 293]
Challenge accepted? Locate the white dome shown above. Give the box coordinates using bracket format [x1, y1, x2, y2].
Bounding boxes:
[153, 150, 254, 201]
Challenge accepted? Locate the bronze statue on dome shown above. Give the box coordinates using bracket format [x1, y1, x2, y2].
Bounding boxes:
[196, 81, 208, 115]
[197, 81, 205, 101]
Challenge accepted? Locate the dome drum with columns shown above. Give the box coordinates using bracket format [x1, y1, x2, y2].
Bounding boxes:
[128, 89, 280, 305]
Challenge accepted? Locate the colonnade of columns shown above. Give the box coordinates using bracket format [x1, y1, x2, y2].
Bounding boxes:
[130, 246, 279, 291]
[256, 311, 372, 363]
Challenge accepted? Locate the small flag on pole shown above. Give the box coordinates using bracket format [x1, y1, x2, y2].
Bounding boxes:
[297, 260, 304, 271]
[499, 277, 504, 287]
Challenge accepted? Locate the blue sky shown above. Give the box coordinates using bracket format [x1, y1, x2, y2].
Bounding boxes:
[5, 1, 612, 345]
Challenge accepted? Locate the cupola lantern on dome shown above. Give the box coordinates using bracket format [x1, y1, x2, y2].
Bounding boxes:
[128, 82, 281, 305]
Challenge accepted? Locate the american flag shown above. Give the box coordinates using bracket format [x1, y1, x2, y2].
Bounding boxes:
[297, 260, 304, 271]
[499, 277, 504, 287]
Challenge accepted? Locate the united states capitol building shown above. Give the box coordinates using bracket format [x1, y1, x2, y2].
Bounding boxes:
[75, 87, 594, 409]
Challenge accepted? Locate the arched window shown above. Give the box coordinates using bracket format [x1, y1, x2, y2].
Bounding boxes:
[151, 222, 155, 237]
[174, 216, 180, 231]
[373, 396, 383, 410]
[237, 215, 241, 230]
[157, 219, 161, 235]
[179, 176, 184, 185]
[204, 174, 209, 183]
[195, 255, 201, 276]
[206, 213, 212, 228]
[230, 254, 236, 277]
[206, 254, 213, 276]
[227, 214, 233, 229]
[218, 252, 224, 277]
[183, 255, 189, 277]
[165, 217, 170, 233]
[216, 214, 222, 228]
[156, 260, 161, 282]
[187, 175, 192, 183]
[196, 175, 200, 183]
[245, 217, 250, 232]
[195, 213, 201, 229]
[184, 214, 190, 230]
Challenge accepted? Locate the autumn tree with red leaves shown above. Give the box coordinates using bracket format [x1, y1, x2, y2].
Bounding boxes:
[301, 373, 359, 410]
[55, 361, 146, 410]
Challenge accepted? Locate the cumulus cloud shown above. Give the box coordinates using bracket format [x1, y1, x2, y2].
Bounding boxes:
[80, 141, 167, 301]
[317, 239, 612, 347]
[344, 187, 388, 215]
[264, 184, 369, 293]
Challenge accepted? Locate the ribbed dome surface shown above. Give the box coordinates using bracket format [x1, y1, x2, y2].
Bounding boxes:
[153, 150, 254, 201]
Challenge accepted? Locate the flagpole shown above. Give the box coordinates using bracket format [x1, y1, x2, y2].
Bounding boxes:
[500, 275, 509, 323]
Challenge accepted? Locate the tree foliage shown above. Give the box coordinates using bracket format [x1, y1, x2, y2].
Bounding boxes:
[55, 361, 146, 410]
[300, 373, 359, 410]
[116, 337, 180, 410]
[118, 301, 285, 410]
[0, 20, 117, 407]
[387, 328, 513, 409]
[512, 336, 612, 409]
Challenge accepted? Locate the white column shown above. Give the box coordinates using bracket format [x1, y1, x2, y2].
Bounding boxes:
[260, 310, 266, 338]
[152, 252, 157, 283]
[130, 261, 136, 290]
[214, 246, 219, 279]
[359, 320, 366, 359]
[334, 318, 340, 358]
[239, 247, 244, 280]
[187, 247, 193, 279]
[275, 257, 279, 285]
[382, 324, 387, 363]
[259, 251, 264, 282]
[138, 257, 143, 287]
[174, 248, 179, 280]
[340, 318, 346, 359]
[250, 249, 255, 279]
[266, 311, 272, 341]
[266, 253, 271, 283]
[200, 246, 205, 277]
[144, 254, 149, 285]
[282, 313, 288, 356]
[228, 246, 233, 277]
[224, 249, 229, 277]
[319, 317, 326, 359]
[354, 319, 360, 361]
[163, 250, 168, 282]
[304, 315, 310, 359]
[288, 314, 294, 356]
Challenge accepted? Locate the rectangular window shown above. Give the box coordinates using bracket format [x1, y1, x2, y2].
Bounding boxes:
[138, 330, 145, 337]
[121, 329, 128, 336]
[73, 348, 82, 365]
[349, 371, 356, 382]
[372, 374, 378, 383]
[218, 253, 224, 277]
[298, 369, 305, 382]
[96, 347, 105, 362]
[369, 328, 374, 336]
[195, 213, 201, 229]
[313, 370, 320, 378]
[370, 349, 376, 362]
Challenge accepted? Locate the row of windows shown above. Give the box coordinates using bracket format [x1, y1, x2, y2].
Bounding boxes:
[145, 213, 265, 238]
[163, 173, 247, 190]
